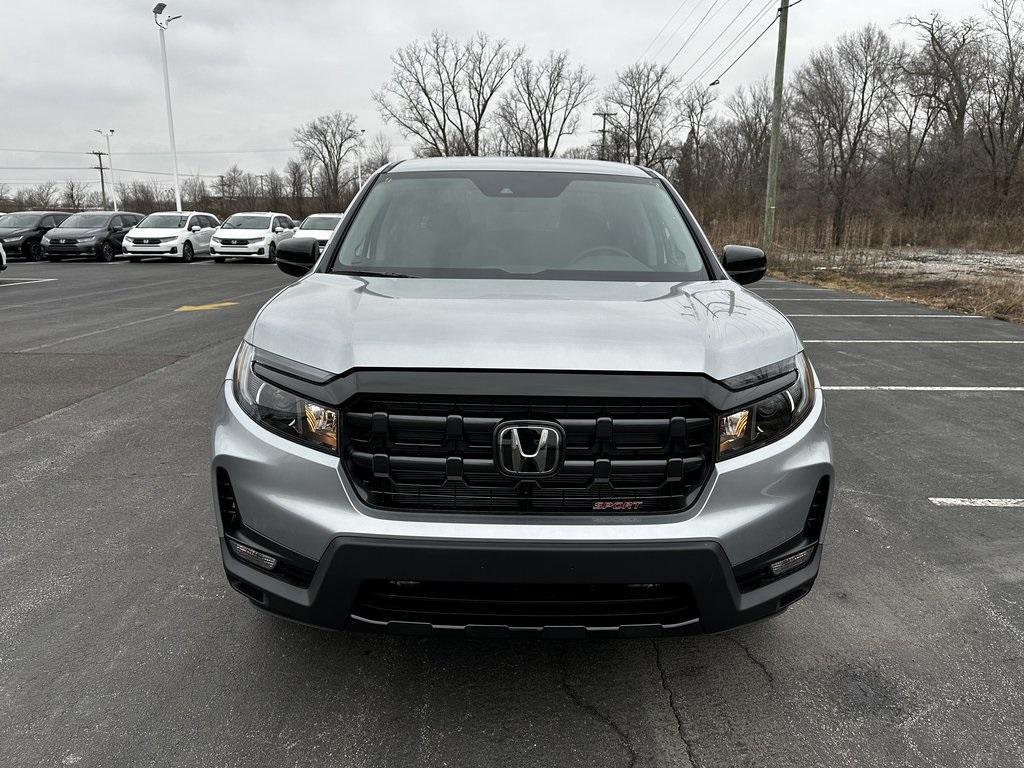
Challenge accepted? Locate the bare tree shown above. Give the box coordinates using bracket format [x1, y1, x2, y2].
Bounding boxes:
[792, 25, 899, 244]
[494, 50, 594, 157]
[293, 111, 362, 208]
[364, 132, 394, 171]
[971, 0, 1024, 197]
[901, 13, 985, 162]
[20, 182, 58, 209]
[181, 175, 208, 209]
[265, 168, 285, 210]
[879, 46, 943, 212]
[215, 164, 245, 204]
[602, 62, 685, 170]
[676, 85, 717, 194]
[284, 159, 307, 216]
[62, 179, 89, 210]
[374, 31, 522, 156]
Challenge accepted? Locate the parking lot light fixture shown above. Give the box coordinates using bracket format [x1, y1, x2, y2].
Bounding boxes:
[94, 129, 118, 211]
[153, 5, 183, 212]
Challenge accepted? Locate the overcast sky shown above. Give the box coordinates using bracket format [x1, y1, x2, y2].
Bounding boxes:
[1, 0, 982, 193]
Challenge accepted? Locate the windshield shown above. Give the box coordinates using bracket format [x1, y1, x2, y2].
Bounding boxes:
[222, 215, 271, 230]
[330, 171, 709, 281]
[138, 214, 188, 229]
[60, 213, 111, 229]
[301, 216, 341, 231]
[0, 213, 43, 228]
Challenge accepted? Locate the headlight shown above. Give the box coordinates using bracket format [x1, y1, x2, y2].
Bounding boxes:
[211, 236, 222, 244]
[2, 236, 20, 244]
[232, 342, 338, 454]
[719, 352, 816, 459]
[41, 236, 51, 245]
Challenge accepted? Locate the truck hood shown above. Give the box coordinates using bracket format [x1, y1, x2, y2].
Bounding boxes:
[248, 274, 801, 381]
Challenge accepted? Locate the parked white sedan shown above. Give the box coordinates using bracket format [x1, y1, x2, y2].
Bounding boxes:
[292, 212, 344, 255]
[124, 211, 220, 263]
[210, 212, 295, 263]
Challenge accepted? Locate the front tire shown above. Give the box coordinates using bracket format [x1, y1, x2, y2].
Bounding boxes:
[267, 243, 276, 263]
[181, 241, 194, 263]
[26, 240, 44, 261]
[98, 241, 115, 262]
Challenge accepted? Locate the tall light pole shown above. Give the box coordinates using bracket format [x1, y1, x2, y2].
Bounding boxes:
[356, 128, 367, 188]
[94, 129, 118, 211]
[153, 4, 183, 212]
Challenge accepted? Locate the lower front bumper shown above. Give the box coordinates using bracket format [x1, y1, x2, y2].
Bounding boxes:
[221, 534, 822, 636]
[44, 245, 100, 258]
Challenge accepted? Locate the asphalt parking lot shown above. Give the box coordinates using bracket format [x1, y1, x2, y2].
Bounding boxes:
[1, 259, 1022, 768]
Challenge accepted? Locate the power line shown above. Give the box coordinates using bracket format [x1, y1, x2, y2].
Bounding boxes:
[675, 0, 760, 82]
[688, 0, 779, 86]
[639, 1, 688, 60]
[0, 146, 293, 156]
[665, 0, 729, 69]
[651, 0, 709, 60]
[706, 8, 782, 86]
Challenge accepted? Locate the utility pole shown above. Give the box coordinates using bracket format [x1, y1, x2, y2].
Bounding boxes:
[94, 129, 118, 211]
[90, 151, 109, 208]
[761, 0, 789, 254]
[593, 112, 615, 160]
[257, 174, 266, 204]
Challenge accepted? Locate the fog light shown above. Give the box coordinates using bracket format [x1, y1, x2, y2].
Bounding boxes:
[768, 546, 815, 577]
[170, 246, 178, 254]
[228, 539, 278, 571]
[257, 247, 265, 255]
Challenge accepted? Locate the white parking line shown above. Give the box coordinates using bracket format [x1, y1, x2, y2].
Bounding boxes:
[0, 277, 58, 288]
[929, 498, 1024, 507]
[787, 314, 984, 318]
[822, 386, 1024, 391]
[805, 340, 1024, 344]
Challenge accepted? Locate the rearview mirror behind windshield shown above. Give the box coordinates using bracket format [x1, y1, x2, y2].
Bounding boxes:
[721, 245, 767, 285]
[276, 237, 319, 278]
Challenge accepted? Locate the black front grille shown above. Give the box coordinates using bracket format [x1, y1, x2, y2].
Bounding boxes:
[352, 580, 697, 629]
[341, 394, 715, 515]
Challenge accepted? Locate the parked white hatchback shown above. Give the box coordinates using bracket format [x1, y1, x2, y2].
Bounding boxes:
[210, 212, 296, 263]
[292, 212, 344, 255]
[124, 211, 220, 263]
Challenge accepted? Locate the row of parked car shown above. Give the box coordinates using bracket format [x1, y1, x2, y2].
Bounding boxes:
[0, 209, 344, 265]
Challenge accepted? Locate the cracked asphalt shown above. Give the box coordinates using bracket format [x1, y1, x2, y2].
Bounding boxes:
[1, 260, 1022, 767]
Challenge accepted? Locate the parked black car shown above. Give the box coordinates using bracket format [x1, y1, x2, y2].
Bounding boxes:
[0, 211, 71, 261]
[43, 211, 145, 262]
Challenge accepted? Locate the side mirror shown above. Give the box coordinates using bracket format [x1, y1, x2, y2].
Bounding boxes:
[721, 245, 766, 285]
[190, 225, 201, 232]
[276, 236, 319, 278]
[273, 226, 284, 233]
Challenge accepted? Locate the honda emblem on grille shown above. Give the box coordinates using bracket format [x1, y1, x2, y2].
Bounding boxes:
[495, 421, 564, 477]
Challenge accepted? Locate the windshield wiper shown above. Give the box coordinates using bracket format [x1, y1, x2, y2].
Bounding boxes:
[337, 269, 420, 278]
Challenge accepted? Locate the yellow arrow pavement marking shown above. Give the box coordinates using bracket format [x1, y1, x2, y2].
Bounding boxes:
[175, 300, 239, 312]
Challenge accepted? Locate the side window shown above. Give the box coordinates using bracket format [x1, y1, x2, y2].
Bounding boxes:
[112, 215, 125, 229]
[203, 216, 214, 229]
[40, 216, 56, 228]
[186, 216, 197, 231]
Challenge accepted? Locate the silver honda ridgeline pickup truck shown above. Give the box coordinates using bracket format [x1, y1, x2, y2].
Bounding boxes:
[212, 157, 834, 637]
